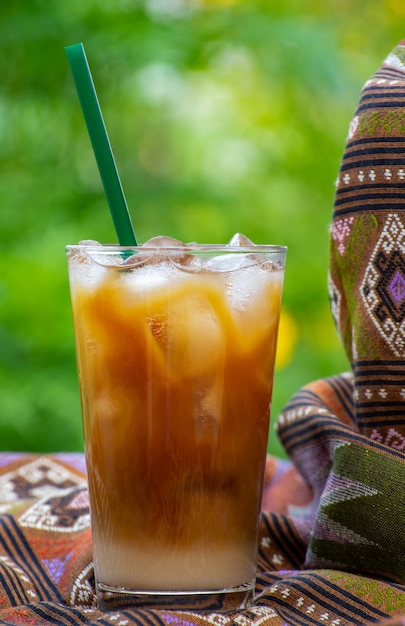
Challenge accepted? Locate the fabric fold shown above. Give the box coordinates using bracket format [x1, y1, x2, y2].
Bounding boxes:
[275, 40, 405, 585]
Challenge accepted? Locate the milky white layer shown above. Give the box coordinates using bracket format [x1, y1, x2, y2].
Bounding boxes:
[94, 540, 256, 591]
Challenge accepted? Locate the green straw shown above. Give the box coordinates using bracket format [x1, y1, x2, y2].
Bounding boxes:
[65, 43, 137, 246]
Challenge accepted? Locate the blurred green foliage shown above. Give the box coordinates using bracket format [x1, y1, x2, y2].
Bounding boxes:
[0, 0, 403, 456]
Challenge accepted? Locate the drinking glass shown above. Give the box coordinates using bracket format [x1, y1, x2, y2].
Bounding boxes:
[66, 242, 286, 611]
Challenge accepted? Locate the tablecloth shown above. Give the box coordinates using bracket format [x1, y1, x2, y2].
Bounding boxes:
[0, 451, 404, 625]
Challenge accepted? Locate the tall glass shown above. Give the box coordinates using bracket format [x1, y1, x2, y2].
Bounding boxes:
[66, 242, 286, 611]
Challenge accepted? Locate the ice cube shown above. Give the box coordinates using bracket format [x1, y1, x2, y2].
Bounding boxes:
[155, 284, 226, 378]
[225, 264, 283, 348]
[227, 233, 255, 247]
[202, 233, 263, 273]
[204, 253, 258, 273]
[121, 260, 181, 296]
[79, 239, 102, 246]
[123, 236, 188, 267]
[143, 235, 186, 248]
[67, 242, 108, 287]
[225, 264, 270, 310]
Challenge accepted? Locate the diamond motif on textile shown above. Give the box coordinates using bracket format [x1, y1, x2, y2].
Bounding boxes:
[0, 456, 85, 504]
[19, 486, 90, 533]
[389, 269, 405, 304]
[361, 213, 405, 356]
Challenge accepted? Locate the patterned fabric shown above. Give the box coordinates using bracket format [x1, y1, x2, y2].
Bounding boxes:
[275, 37, 405, 606]
[0, 452, 405, 625]
[3, 43, 405, 625]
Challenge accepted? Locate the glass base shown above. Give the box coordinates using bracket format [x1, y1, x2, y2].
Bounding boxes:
[96, 581, 255, 611]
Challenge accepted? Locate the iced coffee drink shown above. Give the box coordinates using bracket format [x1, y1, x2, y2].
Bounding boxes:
[67, 236, 286, 610]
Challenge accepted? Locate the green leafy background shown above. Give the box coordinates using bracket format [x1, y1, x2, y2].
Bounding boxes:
[0, 0, 403, 457]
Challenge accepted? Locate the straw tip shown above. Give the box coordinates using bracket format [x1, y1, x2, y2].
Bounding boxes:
[65, 42, 84, 50]
[65, 43, 85, 60]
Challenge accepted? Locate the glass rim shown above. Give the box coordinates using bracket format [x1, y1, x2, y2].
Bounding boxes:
[66, 243, 287, 254]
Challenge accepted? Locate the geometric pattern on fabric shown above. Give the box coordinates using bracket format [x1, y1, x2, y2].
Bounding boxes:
[330, 42, 405, 370]
[256, 569, 405, 626]
[330, 39, 405, 438]
[0, 514, 64, 605]
[353, 359, 405, 435]
[70, 562, 97, 607]
[0, 455, 86, 508]
[331, 216, 355, 256]
[19, 485, 90, 532]
[0, 451, 404, 625]
[306, 442, 405, 582]
[289, 39, 405, 595]
[276, 361, 405, 587]
[361, 212, 405, 357]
